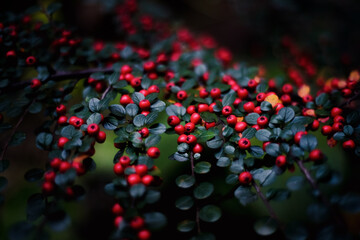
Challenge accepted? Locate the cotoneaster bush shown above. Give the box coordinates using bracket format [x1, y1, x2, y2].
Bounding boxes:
[0, 1, 360, 240]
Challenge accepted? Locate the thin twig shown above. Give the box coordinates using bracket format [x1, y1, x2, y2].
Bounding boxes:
[252, 181, 283, 229]
[101, 85, 112, 100]
[0, 99, 35, 161]
[339, 90, 360, 108]
[4, 67, 113, 93]
[296, 159, 346, 229]
[190, 152, 201, 234]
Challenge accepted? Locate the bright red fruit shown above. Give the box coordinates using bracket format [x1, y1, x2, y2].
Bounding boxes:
[147, 147, 160, 158]
[238, 138, 251, 150]
[238, 171, 252, 185]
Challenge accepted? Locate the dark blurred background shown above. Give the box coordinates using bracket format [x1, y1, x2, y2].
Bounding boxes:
[1, 0, 360, 239]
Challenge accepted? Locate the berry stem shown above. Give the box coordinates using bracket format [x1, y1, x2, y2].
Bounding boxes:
[101, 85, 112, 100]
[0, 99, 35, 162]
[296, 159, 346, 229]
[190, 152, 201, 234]
[4, 67, 113, 93]
[252, 181, 284, 229]
[339, 89, 360, 108]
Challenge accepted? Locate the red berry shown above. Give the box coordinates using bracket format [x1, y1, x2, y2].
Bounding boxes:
[210, 88, 221, 99]
[121, 65, 132, 74]
[199, 88, 209, 98]
[342, 88, 352, 97]
[235, 122, 247, 133]
[198, 103, 209, 113]
[6, 50, 16, 58]
[192, 143, 203, 153]
[119, 156, 131, 166]
[209, 103, 217, 112]
[177, 134, 187, 144]
[238, 171, 252, 185]
[334, 115, 345, 123]
[95, 81, 106, 93]
[321, 125, 333, 136]
[44, 171, 56, 182]
[343, 139, 355, 150]
[332, 122, 343, 132]
[248, 79, 258, 89]
[184, 122, 195, 133]
[26, 56, 36, 66]
[50, 158, 62, 169]
[281, 94, 291, 105]
[42, 182, 54, 194]
[130, 216, 145, 230]
[226, 115, 237, 126]
[174, 125, 185, 135]
[148, 85, 160, 94]
[205, 122, 216, 130]
[311, 119, 320, 131]
[168, 115, 181, 126]
[135, 164, 148, 176]
[143, 61, 155, 71]
[87, 123, 99, 136]
[30, 79, 41, 89]
[331, 107, 343, 118]
[56, 104, 66, 115]
[282, 84, 293, 94]
[187, 105, 196, 115]
[120, 94, 132, 105]
[186, 135, 197, 145]
[309, 149, 324, 161]
[112, 203, 124, 215]
[276, 155, 287, 167]
[140, 89, 148, 97]
[177, 90, 188, 101]
[130, 78, 142, 88]
[254, 106, 262, 114]
[257, 116, 268, 127]
[113, 163, 124, 175]
[222, 106, 232, 116]
[114, 216, 123, 227]
[69, 116, 84, 128]
[59, 161, 71, 173]
[256, 93, 266, 102]
[147, 147, 160, 158]
[142, 175, 154, 186]
[243, 102, 255, 113]
[58, 137, 69, 148]
[96, 131, 106, 143]
[139, 99, 151, 110]
[139, 128, 149, 138]
[237, 88, 248, 99]
[238, 138, 251, 150]
[190, 113, 201, 124]
[127, 174, 141, 185]
[138, 229, 151, 240]
[58, 116, 68, 125]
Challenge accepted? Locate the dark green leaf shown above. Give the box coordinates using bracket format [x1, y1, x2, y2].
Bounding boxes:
[132, 92, 145, 105]
[343, 125, 354, 136]
[242, 128, 256, 139]
[286, 176, 305, 191]
[285, 223, 308, 240]
[194, 182, 214, 199]
[176, 175, 195, 188]
[145, 190, 161, 204]
[315, 93, 329, 106]
[199, 205, 221, 222]
[245, 113, 260, 125]
[249, 146, 264, 158]
[307, 203, 329, 223]
[175, 196, 194, 210]
[252, 168, 276, 186]
[278, 107, 295, 123]
[0, 160, 9, 173]
[150, 100, 166, 112]
[266, 188, 291, 201]
[177, 220, 195, 232]
[217, 157, 230, 167]
[234, 186, 258, 205]
[144, 212, 167, 230]
[149, 123, 166, 134]
[145, 134, 160, 147]
[254, 217, 278, 236]
[109, 104, 126, 117]
[265, 143, 280, 157]
[103, 116, 118, 130]
[24, 168, 44, 182]
[108, 72, 120, 85]
[26, 194, 45, 221]
[9, 132, 26, 146]
[126, 104, 139, 117]
[133, 114, 146, 127]
[260, 101, 272, 112]
[197, 130, 216, 142]
[222, 90, 236, 106]
[29, 102, 42, 114]
[87, 113, 102, 124]
[255, 129, 271, 142]
[338, 193, 360, 213]
[89, 98, 100, 112]
[206, 136, 223, 149]
[299, 134, 317, 151]
[129, 184, 146, 198]
[194, 161, 211, 174]
[200, 112, 217, 122]
[145, 112, 158, 125]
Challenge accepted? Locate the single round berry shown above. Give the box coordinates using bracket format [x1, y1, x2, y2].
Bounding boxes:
[50, 158, 62, 169]
[30, 79, 41, 89]
[256, 93, 266, 102]
[121, 65, 132, 74]
[148, 85, 160, 94]
[26, 56, 36, 66]
[237, 88, 248, 99]
[294, 131, 307, 144]
[56, 104, 66, 115]
[334, 115, 345, 123]
[130, 78, 142, 88]
[309, 149, 324, 161]
[138, 229, 151, 240]
[177, 90, 188, 101]
[243, 102, 255, 113]
[127, 174, 141, 186]
[177, 134, 187, 144]
[167, 115, 181, 126]
[147, 147, 160, 158]
[120, 94, 132, 105]
[276, 155, 287, 167]
[238, 171, 252, 185]
[130, 216, 145, 230]
[96, 131, 106, 143]
[58, 137, 69, 148]
[192, 143, 203, 153]
[205, 122, 216, 130]
[199, 88, 209, 98]
[238, 138, 251, 150]
[58, 116, 68, 125]
[321, 125, 333, 136]
[184, 122, 195, 133]
[343, 139, 355, 150]
[190, 113, 201, 125]
[282, 83, 293, 94]
[139, 127, 149, 138]
[226, 115, 237, 126]
[248, 79, 258, 89]
[281, 94, 292, 105]
[142, 175, 154, 186]
[187, 105, 196, 115]
[257, 116, 268, 127]
[44, 171, 56, 182]
[59, 161, 71, 173]
[114, 216, 123, 227]
[143, 61, 156, 71]
[119, 156, 131, 166]
[331, 107, 343, 118]
[87, 123, 100, 136]
[186, 135, 197, 145]
[210, 88, 221, 99]
[112, 203, 124, 215]
[42, 182, 54, 194]
[235, 122, 247, 133]
[222, 106, 232, 116]
[139, 99, 151, 110]
[311, 119, 320, 131]
[135, 164, 148, 176]
[174, 125, 185, 135]
[113, 163, 124, 175]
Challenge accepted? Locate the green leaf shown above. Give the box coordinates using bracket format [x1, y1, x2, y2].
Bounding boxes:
[195, 64, 207, 76]
[230, 160, 244, 173]
[103, 116, 118, 130]
[206, 136, 223, 149]
[89, 98, 100, 112]
[169, 152, 189, 162]
[150, 100, 166, 112]
[112, 80, 127, 89]
[28, 102, 42, 114]
[346, 111, 360, 125]
[126, 104, 139, 117]
[26, 194, 45, 221]
[223, 126, 234, 137]
[175, 196, 194, 210]
[177, 220, 195, 232]
[145, 112, 158, 125]
[133, 114, 146, 127]
[0, 177, 8, 191]
[245, 113, 260, 125]
[286, 176, 305, 191]
[197, 130, 216, 142]
[132, 92, 145, 105]
[291, 116, 314, 125]
[24, 168, 44, 182]
[315, 93, 329, 106]
[307, 203, 329, 223]
[145, 134, 161, 147]
[149, 123, 166, 134]
[222, 90, 236, 106]
[266, 188, 291, 201]
[200, 112, 217, 122]
[166, 105, 186, 117]
[343, 125, 354, 136]
[278, 107, 295, 123]
[260, 101, 272, 112]
[176, 175, 195, 188]
[109, 104, 126, 117]
[299, 134, 317, 151]
[252, 168, 276, 186]
[265, 143, 280, 157]
[338, 193, 360, 213]
[255, 129, 271, 141]
[9, 132, 26, 146]
[242, 128, 256, 139]
[217, 157, 230, 167]
[177, 143, 189, 153]
[144, 212, 167, 230]
[249, 146, 264, 158]
[256, 83, 268, 93]
[194, 161, 211, 174]
[285, 223, 308, 240]
[129, 184, 146, 198]
[194, 182, 214, 199]
[181, 79, 196, 90]
[61, 125, 82, 139]
[199, 205, 221, 222]
[254, 217, 278, 236]
[87, 113, 102, 124]
[234, 186, 258, 205]
[145, 190, 161, 204]
[108, 72, 120, 85]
